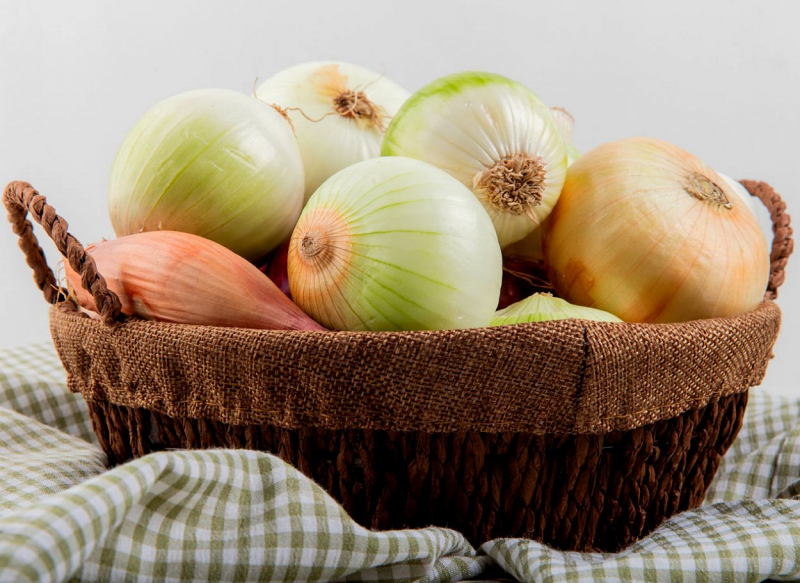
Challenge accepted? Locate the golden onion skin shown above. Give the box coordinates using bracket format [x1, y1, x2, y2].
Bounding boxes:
[543, 137, 770, 323]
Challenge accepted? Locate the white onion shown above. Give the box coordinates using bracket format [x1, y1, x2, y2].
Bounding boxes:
[288, 157, 502, 331]
[491, 293, 621, 325]
[108, 89, 304, 262]
[256, 61, 410, 201]
[550, 107, 581, 166]
[717, 172, 773, 246]
[382, 71, 567, 247]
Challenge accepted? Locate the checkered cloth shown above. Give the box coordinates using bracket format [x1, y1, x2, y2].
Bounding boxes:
[0, 343, 798, 582]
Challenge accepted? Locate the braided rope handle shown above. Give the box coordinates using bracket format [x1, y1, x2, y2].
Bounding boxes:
[741, 180, 794, 299]
[3, 181, 123, 325]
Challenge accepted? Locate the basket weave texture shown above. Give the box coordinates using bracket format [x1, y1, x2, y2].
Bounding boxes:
[3, 179, 793, 552]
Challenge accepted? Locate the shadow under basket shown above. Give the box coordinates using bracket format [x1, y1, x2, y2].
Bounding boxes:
[4, 179, 794, 553]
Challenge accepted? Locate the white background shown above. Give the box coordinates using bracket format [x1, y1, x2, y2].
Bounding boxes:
[1, 1, 798, 397]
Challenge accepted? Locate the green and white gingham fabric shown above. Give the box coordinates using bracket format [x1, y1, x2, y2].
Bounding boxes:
[0, 343, 798, 582]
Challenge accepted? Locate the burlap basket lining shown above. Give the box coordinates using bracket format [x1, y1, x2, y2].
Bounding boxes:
[49, 299, 779, 434]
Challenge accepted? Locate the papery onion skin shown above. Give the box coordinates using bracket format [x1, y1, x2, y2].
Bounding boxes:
[717, 172, 773, 246]
[503, 226, 544, 261]
[256, 62, 410, 201]
[550, 107, 581, 166]
[382, 72, 568, 248]
[108, 89, 305, 262]
[491, 293, 621, 326]
[63, 231, 323, 331]
[288, 156, 502, 331]
[543, 137, 770, 323]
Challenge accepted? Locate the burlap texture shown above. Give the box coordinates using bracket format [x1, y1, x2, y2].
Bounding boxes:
[50, 300, 779, 435]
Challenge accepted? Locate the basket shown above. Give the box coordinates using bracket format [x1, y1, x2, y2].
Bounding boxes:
[3, 179, 793, 552]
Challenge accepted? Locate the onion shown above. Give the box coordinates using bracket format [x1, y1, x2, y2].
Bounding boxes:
[63, 231, 323, 331]
[717, 172, 773, 245]
[498, 257, 553, 309]
[551, 107, 581, 166]
[501, 108, 579, 262]
[498, 271, 524, 310]
[382, 71, 567, 247]
[503, 226, 544, 261]
[288, 156, 502, 331]
[256, 62, 410, 201]
[108, 89, 305, 263]
[260, 240, 292, 299]
[543, 137, 770, 323]
[491, 293, 621, 325]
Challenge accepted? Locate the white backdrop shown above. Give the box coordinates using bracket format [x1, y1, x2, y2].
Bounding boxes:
[1, 1, 798, 397]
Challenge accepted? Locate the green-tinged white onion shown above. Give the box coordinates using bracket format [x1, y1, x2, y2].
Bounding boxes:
[382, 72, 568, 248]
[288, 157, 502, 331]
[717, 172, 773, 246]
[502, 108, 578, 260]
[491, 292, 622, 326]
[551, 107, 581, 166]
[256, 61, 410, 201]
[109, 89, 304, 262]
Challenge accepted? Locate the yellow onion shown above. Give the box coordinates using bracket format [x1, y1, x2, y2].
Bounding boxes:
[543, 137, 770, 323]
[288, 156, 502, 331]
[491, 292, 621, 326]
[63, 231, 324, 331]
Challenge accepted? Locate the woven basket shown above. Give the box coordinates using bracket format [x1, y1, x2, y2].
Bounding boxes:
[4, 179, 793, 552]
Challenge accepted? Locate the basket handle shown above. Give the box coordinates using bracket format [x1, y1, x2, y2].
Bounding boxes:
[741, 180, 794, 300]
[3, 181, 123, 325]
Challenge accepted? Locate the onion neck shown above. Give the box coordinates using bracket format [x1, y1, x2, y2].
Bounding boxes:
[333, 90, 386, 130]
[474, 153, 547, 220]
[685, 172, 732, 209]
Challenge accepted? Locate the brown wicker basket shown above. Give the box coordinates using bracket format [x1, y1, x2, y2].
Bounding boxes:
[3, 179, 793, 553]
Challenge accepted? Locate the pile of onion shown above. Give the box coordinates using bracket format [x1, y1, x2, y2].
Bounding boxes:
[91, 65, 773, 333]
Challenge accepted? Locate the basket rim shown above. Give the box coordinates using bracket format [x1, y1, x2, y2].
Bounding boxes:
[49, 298, 780, 436]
